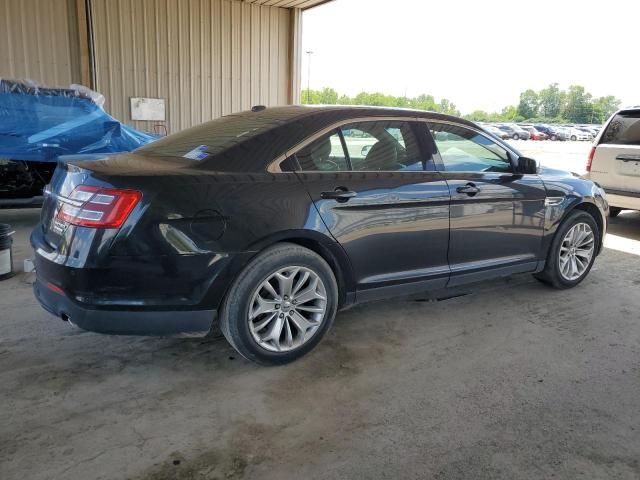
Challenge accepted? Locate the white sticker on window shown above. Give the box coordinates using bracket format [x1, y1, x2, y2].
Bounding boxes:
[183, 145, 210, 160]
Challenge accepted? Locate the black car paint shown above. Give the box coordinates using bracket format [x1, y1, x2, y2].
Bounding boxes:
[31, 106, 608, 336]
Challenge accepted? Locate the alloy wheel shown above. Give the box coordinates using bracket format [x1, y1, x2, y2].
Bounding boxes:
[248, 266, 327, 352]
[558, 222, 595, 281]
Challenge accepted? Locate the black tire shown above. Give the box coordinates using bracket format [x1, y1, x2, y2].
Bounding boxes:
[512, 133, 519, 140]
[551, 135, 557, 141]
[219, 242, 338, 365]
[609, 207, 622, 218]
[534, 210, 599, 289]
[571, 135, 577, 141]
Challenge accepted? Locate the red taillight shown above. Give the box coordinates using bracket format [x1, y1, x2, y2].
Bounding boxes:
[586, 146, 596, 172]
[46, 282, 65, 295]
[56, 185, 141, 228]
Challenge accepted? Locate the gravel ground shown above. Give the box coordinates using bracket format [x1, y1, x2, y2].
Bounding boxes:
[1, 142, 639, 480]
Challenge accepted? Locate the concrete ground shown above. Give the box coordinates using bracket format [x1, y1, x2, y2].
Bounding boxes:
[1, 149, 640, 479]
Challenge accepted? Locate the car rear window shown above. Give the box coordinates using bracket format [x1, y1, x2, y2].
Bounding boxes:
[600, 111, 640, 146]
[136, 113, 281, 159]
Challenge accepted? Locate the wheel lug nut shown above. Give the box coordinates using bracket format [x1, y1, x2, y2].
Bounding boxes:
[275, 304, 280, 309]
[284, 295, 289, 300]
[292, 300, 297, 305]
[279, 313, 284, 318]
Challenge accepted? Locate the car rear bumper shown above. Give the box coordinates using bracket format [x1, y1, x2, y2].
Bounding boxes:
[603, 189, 640, 211]
[33, 278, 216, 336]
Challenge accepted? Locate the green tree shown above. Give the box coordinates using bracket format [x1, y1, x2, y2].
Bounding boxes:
[538, 83, 564, 118]
[563, 85, 593, 123]
[301, 86, 621, 125]
[591, 95, 621, 123]
[517, 89, 539, 119]
[317, 87, 338, 104]
[465, 110, 490, 121]
[500, 105, 519, 121]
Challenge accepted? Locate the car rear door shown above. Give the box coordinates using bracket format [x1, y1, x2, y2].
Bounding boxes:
[294, 119, 451, 300]
[590, 110, 640, 205]
[425, 121, 546, 286]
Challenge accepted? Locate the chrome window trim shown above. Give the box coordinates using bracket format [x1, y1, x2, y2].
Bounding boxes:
[266, 116, 521, 174]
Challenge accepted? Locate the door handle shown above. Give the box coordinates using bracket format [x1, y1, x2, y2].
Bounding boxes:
[456, 183, 480, 196]
[615, 154, 640, 162]
[320, 187, 357, 203]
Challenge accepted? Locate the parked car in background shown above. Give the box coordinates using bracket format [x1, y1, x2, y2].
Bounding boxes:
[575, 127, 595, 141]
[32, 105, 608, 365]
[566, 126, 591, 141]
[497, 123, 530, 140]
[587, 107, 640, 216]
[535, 124, 568, 141]
[519, 125, 547, 140]
[579, 125, 600, 137]
[483, 124, 511, 140]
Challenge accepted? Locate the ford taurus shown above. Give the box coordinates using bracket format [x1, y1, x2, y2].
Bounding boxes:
[32, 106, 608, 364]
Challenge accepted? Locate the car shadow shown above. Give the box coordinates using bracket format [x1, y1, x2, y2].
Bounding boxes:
[608, 210, 640, 241]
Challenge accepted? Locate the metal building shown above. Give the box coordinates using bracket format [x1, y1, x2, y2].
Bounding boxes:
[0, 0, 330, 133]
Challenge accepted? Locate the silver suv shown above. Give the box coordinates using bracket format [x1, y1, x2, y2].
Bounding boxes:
[587, 108, 640, 216]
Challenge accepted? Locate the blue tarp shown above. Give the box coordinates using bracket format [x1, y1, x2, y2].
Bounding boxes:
[0, 79, 157, 162]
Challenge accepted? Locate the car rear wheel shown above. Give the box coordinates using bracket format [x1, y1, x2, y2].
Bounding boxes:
[551, 135, 557, 141]
[609, 207, 622, 218]
[219, 242, 338, 365]
[512, 133, 519, 140]
[534, 210, 599, 289]
[570, 135, 577, 141]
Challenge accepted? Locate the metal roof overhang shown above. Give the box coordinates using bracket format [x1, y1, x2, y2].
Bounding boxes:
[240, 0, 334, 10]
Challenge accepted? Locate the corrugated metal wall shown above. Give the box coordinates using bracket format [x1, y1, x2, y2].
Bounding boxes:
[0, 0, 81, 86]
[90, 0, 298, 133]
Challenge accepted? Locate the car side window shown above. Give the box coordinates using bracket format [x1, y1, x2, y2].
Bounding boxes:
[340, 121, 424, 171]
[295, 130, 349, 171]
[428, 123, 512, 173]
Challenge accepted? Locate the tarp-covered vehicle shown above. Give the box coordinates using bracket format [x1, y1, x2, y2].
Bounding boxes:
[0, 79, 157, 207]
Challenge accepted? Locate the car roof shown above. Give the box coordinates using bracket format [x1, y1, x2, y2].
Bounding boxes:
[223, 104, 480, 129]
[138, 105, 487, 172]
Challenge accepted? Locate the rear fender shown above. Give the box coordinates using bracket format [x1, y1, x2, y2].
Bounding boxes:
[205, 229, 356, 311]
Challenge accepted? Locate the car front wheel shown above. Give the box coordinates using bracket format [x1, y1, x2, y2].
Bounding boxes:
[534, 210, 599, 289]
[219, 242, 338, 365]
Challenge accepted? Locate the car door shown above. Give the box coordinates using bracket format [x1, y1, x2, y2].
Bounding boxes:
[294, 119, 451, 301]
[426, 121, 546, 286]
[590, 110, 640, 201]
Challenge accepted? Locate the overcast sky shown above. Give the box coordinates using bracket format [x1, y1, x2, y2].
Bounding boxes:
[301, 0, 638, 113]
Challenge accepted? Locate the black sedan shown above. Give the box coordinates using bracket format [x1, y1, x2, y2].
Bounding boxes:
[32, 106, 608, 365]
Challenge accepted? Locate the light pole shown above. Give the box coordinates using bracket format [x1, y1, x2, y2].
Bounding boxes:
[305, 50, 313, 104]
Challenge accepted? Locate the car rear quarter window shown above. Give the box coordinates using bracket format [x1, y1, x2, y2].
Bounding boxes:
[341, 121, 424, 171]
[294, 120, 428, 172]
[295, 130, 349, 171]
[601, 111, 640, 146]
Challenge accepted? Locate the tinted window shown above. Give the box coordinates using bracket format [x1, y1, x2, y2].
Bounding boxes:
[137, 112, 288, 159]
[428, 123, 512, 173]
[296, 130, 348, 171]
[341, 121, 424, 171]
[601, 112, 640, 145]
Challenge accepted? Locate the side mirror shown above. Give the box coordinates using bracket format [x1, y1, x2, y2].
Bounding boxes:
[516, 156, 537, 174]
